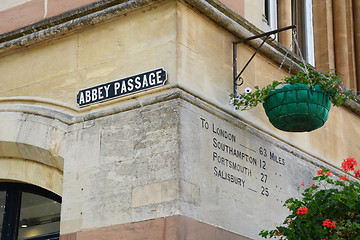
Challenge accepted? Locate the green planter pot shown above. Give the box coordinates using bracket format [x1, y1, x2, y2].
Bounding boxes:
[263, 83, 332, 132]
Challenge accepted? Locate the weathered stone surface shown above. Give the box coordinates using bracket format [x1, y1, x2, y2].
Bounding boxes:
[176, 98, 347, 239]
[132, 179, 179, 208]
[60, 99, 181, 232]
[0, 111, 65, 195]
[57, 92, 351, 238]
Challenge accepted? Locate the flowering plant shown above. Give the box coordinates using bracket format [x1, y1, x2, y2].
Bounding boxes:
[230, 66, 358, 111]
[259, 158, 360, 240]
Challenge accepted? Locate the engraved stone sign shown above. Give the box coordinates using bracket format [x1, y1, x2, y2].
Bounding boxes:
[179, 102, 318, 239]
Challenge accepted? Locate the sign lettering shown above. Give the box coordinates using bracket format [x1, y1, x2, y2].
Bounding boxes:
[77, 68, 167, 107]
[200, 117, 288, 201]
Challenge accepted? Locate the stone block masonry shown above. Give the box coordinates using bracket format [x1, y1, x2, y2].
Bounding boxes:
[59, 90, 348, 239]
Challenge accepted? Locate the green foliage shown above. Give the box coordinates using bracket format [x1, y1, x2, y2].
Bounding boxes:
[259, 161, 360, 240]
[230, 66, 358, 111]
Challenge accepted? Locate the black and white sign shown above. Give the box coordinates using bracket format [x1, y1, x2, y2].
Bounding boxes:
[77, 68, 167, 107]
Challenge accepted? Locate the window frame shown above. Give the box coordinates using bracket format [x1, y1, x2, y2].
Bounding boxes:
[291, 0, 315, 65]
[267, 0, 278, 31]
[263, 0, 278, 40]
[0, 182, 61, 240]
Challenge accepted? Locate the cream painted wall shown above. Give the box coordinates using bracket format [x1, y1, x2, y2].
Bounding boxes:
[0, 0, 177, 109]
[176, 1, 360, 166]
[244, 0, 273, 32]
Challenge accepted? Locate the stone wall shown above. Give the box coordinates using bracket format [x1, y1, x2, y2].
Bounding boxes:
[56, 88, 354, 239]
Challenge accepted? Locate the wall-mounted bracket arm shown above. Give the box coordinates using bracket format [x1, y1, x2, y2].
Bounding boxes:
[233, 25, 296, 95]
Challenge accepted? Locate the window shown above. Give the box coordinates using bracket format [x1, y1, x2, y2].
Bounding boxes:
[264, 0, 278, 31]
[0, 191, 5, 238]
[0, 182, 61, 240]
[292, 0, 315, 65]
[263, 0, 278, 40]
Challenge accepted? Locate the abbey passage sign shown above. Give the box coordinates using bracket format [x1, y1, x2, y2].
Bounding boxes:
[77, 68, 167, 106]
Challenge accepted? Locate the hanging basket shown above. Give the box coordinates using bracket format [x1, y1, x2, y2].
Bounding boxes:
[263, 83, 332, 132]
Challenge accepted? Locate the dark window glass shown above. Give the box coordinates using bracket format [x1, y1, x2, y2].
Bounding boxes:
[264, 0, 270, 24]
[291, 0, 306, 58]
[0, 191, 5, 237]
[17, 193, 60, 239]
[0, 183, 61, 240]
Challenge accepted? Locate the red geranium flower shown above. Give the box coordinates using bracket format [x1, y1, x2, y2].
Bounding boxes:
[323, 219, 336, 228]
[317, 170, 331, 176]
[296, 207, 309, 217]
[341, 158, 357, 171]
[339, 175, 348, 181]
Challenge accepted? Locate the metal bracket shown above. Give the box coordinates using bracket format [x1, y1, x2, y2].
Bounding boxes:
[233, 25, 296, 95]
